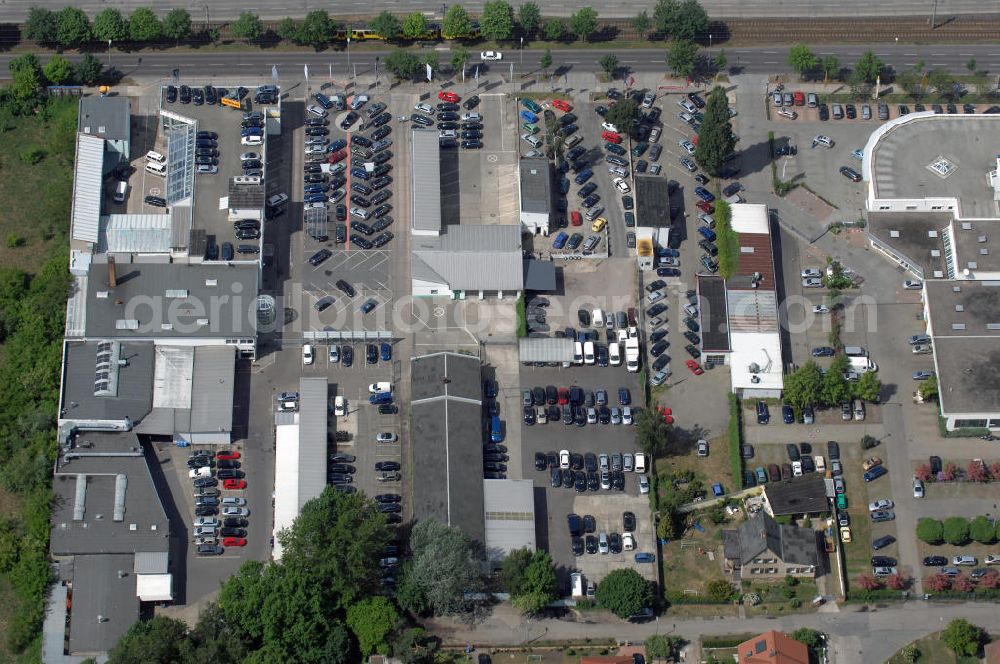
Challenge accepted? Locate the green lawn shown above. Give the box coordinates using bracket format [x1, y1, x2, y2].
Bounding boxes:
[886, 631, 962, 664]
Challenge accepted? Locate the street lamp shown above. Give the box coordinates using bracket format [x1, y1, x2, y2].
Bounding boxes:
[107, 39, 112, 68]
[520, 36, 524, 67]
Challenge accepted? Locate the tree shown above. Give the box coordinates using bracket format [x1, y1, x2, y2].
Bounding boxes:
[928, 69, 955, 99]
[544, 19, 565, 41]
[914, 463, 933, 482]
[230, 12, 264, 42]
[56, 7, 91, 47]
[276, 17, 298, 41]
[443, 5, 472, 38]
[401, 518, 483, 616]
[855, 574, 881, 590]
[512, 550, 558, 614]
[646, 635, 684, 660]
[966, 57, 977, 73]
[162, 8, 191, 41]
[632, 11, 652, 39]
[941, 462, 958, 481]
[782, 361, 823, 412]
[853, 49, 883, 84]
[8, 54, 42, 111]
[821, 55, 840, 82]
[924, 573, 951, 591]
[539, 48, 553, 75]
[596, 568, 653, 619]
[384, 49, 420, 79]
[821, 356, 851, 405]
[896, 70, 920, 97]
[715, 49, 728, 76]
[916, 517, 943, 544]
[499, 548, 534, 594]
[599, 54, 619, 78]
[853, 371, 881, 402]
[518, 2, 541, 35]
[346, 596, 399, 657]
[967, 461, 990, 484]
[788, 44, 817, 78]
[953, 574, 975, 592]
[713, 201, 738, 279]
[402, 12, 429, 40]
[106, 616, 189, 664]
[634, 404, 672, 457]
[481, 1, 515, 41]
[128, 8, 162, 42]
[694, 86, 736, 176]
[451, 46, 470, 73]
[791, 628, 822, 649]
[43, 55, 73, 84]
[667, 39, 699, 78]
[298, 10, 337, 48]
[24, 7, 57, 43]
[653, 0, 708, 41]
[705, 579, 736, 601]
[180, 602, 248, 662]
[885, 574, 909, 590]
[568, 7, 598, 42]
[390, 627, 439, 664]
[371, 11, 401, 41]
[969, 515, 995, 543]
[919, 374, 938, 401]
[943, 619, 984, 657]
[942, 516, 969, 545]
[421, 51, 439, 76]
[278, 488, 392, 610]
[93, 8, 128, 42]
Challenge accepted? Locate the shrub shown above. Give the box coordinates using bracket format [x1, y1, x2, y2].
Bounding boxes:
[5, 235, 25, 248]
[916, 517, 943, 544]
[789, 597, 801, 608]
[860, 434, 878, 449]
[19, 148, 43, 164]
[942, 516, 970, 545]
[970, 515, 995, 544]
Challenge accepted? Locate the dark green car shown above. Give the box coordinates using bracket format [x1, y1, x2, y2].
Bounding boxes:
[631, 142, 648, 157]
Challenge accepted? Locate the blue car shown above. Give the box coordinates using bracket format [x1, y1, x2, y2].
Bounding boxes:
[694, 186, 715, 202]
[697, 226, 716, 241]
[303, 183, 328, 194]
[369, 392, 392, 405]
[327, 138, 348, 152]
[490, 415, 503, 442]
[314, 92, 333, 109]
[782, 405, 794, 424]
[560, 178, 570, 194]
[380, 343, 392, 361]
[304, 193, 328, 203]
[863, 465, 888, 482]
[618, 388, 631, 405]
[655, 247, 679, 257]
[350, 167, 371, 180]
[574, 168, 593, 185]
[519, 110, 538, 123]
[552, 231, 569, 249]
[634, 552, 656, 563]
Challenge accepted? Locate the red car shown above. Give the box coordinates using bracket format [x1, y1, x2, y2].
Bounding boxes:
[656, 406, 674, 424]
[438, 90, 460, 103]
[686, 360, 704, 375]
[328, 149, 347, 164]
[793, 91, 805, 106]
[223, 479, 247, 490]
[601, 130, 622, 144]
[557, 387, 570, 405]
[570, 211, 582, 226]
[552, 99, 572, 112]
[216, 450, 240, 460]
[223, 537, 246, 547]
[696, 201, 715, 214]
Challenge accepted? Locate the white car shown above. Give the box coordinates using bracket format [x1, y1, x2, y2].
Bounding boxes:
[792, 460, 803, 476]
[194, 517, 218, 527]
[903, 280, 923, 290]
[241, 135, 263, 146]
[801, 268, 822, 278]
[813, 134, 833, 148]
[334, 396, 347, 417]
[697, 440, 709, 457]
[306, 104, 328, 118]
[480, 51, 502, 61]
[305, 202, 327, 211]
[814, 455, 826, 472]
[189, 467, 212, 479]
[985, 555, 1000, 565]
[414, 102, 434, 114]
[222, 506, 249, 517]
[913, 476, 925, 498]
[369, 382, 393, 393]
[802, 277, 823, 288]
[638, 474, 650, 494]
[622, 406, 633, 425]
[602, 121, 618, 133]
[221, 497, 247, 507]
[302, 343, 314, 365]
[559, 449, 570, 469]
[614, 178, 631, 194]
[679, 139, 696, 155]
[376, 432, 397, 443]
[812, 304, 830, 314]
[868, 499, 894, 512]
[623, 532, 636, 551]
[239, 151, 259, 161]
[677, 98, 697, 113]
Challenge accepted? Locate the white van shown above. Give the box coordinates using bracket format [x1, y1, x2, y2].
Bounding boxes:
[591, 308, 604, 328]
[334, 396, 346, 416]
[113, 180, 128, 203]
[609, 342, 622, 366]
[852, 398, 865, 421]
[844, 346, 867, 357]
[583, 341, 595, 365]
[521, 133, 542, 148]
[145, 150, 166, 164]
[573, 341, 584, 365]
[145, 161, 167, 176]
[570, 572, 584, 598]
[777, 108, 798, 120]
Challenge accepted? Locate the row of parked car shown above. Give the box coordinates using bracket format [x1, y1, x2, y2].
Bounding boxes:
[187, 448, 249, 556]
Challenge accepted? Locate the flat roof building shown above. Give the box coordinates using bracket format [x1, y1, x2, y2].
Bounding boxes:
[483, 479, 536, 563]
[78, 95, 130, 163]
[519, 158, 552, 235]
[412, 225, 524, 298]
[411, 129, 442, 236]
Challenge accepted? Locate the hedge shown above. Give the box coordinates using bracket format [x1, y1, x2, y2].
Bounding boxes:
[728, 393, 743, 487]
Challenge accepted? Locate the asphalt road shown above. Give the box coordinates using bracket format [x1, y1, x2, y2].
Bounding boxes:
[0, 0, 993, 21]
[15, 43, 1000, 86]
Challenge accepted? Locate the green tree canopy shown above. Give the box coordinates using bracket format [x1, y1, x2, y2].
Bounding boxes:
[792, 628, 822, 648]
[634, 402, 672, 457]
[402, 12, 429, 39]
[942, 618, 984, 657]
[853, 371, 881, 402]
[853, 49, 883, 84]
[346, 596, 399, 656]
[24, 7, 57, 43]
[653, 0, 708, 40]
[705, 579, 737, 601]
[230, 12, 264, 42]
[518, 2, 541, 35]
[568, 7, 599, 41]
[919, 374, 938, 401]
[714, 201, 738, 278]
[599, 53, 619, 78]
[276, 17, 299, 42]
[667, 39, 699, 78]
[916, 517, 943, 544]
[106, 616, 189, 664]
[56, 7, 91, 47]
[297, 10, 337, 47]
[928, 69, 955, 99]
[632, 11, 652, 38]
[694, 85, 736, 175]
[821, 355, 852, 405]
[942, 516, 970, 545]
[371, 11, 401, 41]
[451, 46, 470, 73]
[162, 8, 191, 41]
[384, 49, 421, 79]
[480, 1, 515, 41]
[539, 48, 553, 74]
[788, 43, 817, 77]
[443, 5, 472, 38]
[8, 54, 42, 110]
[401, 518, 484, 616]
[969, 515, 996, 544]
[93, 8, 128, 42]
[544, 18, 565, 41]
[499, 547, 534, 594]
[43, 55, 73, 84]
[596, 568, 653, 619]
[128, 8, 162, 42]
[821, 55, 840, 81]
[510, 550, 558, 615]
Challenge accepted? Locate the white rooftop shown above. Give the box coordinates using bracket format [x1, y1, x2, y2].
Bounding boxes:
[730, 331, 784, 392]
[729, 203, 769, 234]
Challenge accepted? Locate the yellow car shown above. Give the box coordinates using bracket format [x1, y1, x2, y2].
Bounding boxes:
[839, 525, 852, 543]
[591, 217, 607, 232]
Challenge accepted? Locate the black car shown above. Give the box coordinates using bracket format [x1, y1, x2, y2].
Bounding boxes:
[179, 85, 191, 103]
[562, 469, 574, 488]
[144, 195, 167, 208]
[224, 517, 248, 528]
[929, 455, 942, 473]
[923, 555, 948, 566]
[217, 469, 243, 480]
[549, 468, 561, 487]
[220, 527, 247, 538]
[342, 345, 353, 366]
[585, 535, 598, 554]
[366, 344, 378, 364]
[339, 111, 359, 130]
[377, 404, 397, 415]
[534, 452, 547, 471]
[523, 406, 536, 425]
[375, 461, 400, 472]
[786, 443, 800, 461]
[827, 440, 840, 460]
[818, 103, 829, 121]
[845, 104, 857, 119]
[623, 511, 636, 532]
[463, 95, 480, 109]
[872, 556, 897, 567]
[872, 535, 896, 550]
[377, 503, 402, 513]
[571, 536, 584, 556]
[194, 505, 217, 516]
